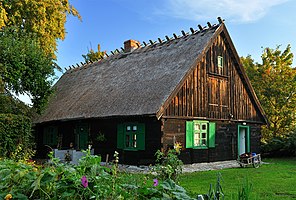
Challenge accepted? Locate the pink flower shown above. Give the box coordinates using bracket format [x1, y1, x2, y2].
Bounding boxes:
[81, 176, 88, 188]
[153, 179, 158, 187]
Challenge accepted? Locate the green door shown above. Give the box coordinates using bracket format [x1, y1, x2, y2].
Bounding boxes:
[76, 124, 89, 150]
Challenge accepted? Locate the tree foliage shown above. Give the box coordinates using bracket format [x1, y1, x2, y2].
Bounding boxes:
[0, 113, 33, 159]
[0, 27, 55, 113]
[0, 92, 32, 117]
[0, 2, 7, 28]
[82, 44, 106, 62]
[242, 45, 296, 141]
[0, 0, 81, 58]
[0, 1, 81, 160]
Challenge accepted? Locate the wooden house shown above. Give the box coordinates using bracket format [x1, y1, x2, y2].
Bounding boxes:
[34, 18, 267, 164]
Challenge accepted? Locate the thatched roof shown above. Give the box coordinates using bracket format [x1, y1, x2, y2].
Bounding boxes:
[36, 24, 221, 123]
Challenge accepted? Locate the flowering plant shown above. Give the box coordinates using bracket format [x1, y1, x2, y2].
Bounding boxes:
[174, 142, 182, 154]
[0, 150, 192, 199]
[153, 179, 159, 187]
[153, 148, 183, 182]
[81, 176, 88, 188]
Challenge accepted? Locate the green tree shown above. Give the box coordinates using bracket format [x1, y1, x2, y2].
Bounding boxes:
[82, 44, 106, 62]
[242, 45, 296, 141]
[0, 0, 81, 59]
[0, 27, 54, 113]
[0, 1, 81, 160]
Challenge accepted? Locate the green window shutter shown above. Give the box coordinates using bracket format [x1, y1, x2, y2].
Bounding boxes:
[80, 129, 88, 150]
[117, 124, 124, 149]
[43, 127, 57, 146]
[208, 122, 216, 148]
[186, 121, 193, 148]
[52, 127, 58, 145]
[137, 123, 145, 150]
[43, 128, 49, 144]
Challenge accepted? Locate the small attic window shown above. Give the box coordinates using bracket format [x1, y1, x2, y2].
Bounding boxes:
[218, 56, 223, 68]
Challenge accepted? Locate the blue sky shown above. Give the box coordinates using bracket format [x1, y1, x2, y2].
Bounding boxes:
[56, 0, 296, 76]
[19, 0, 296, 103]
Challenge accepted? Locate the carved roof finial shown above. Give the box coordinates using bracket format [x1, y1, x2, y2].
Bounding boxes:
[217, 17, 224, 24]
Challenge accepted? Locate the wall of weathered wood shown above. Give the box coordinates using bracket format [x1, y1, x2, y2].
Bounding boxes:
[161, 118, 262, 164]
[164, 34, 262, 122]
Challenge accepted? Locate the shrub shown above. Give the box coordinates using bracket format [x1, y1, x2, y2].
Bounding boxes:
[283, 131, 296, 156]
[0, 150, 194, 199]
[0, 113, 34, 160]
[261, 129, 296, 157]
[153, 148, 183, 182]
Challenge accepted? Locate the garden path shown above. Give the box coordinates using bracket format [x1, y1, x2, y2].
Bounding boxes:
[116, 160, 240, 174]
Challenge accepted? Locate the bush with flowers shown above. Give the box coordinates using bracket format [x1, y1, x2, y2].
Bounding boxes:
[0, 146, 195, 200]
[153, 142, 183, 182]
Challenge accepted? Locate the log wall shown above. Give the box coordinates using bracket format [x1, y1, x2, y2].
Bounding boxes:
[162, 118, 262, 164]
[164, 34, 262, 122]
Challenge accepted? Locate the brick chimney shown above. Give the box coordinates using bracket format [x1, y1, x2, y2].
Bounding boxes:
[124, 39, 140, 53]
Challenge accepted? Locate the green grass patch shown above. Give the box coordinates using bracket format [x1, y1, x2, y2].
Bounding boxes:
[179, 158, 296, 199]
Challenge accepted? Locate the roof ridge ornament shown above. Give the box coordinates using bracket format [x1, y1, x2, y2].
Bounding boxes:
[181, 30, 186, 36]
[217, 17, 224, 24]
[149, 40, 154, 45]
[63, 19, 223, 73]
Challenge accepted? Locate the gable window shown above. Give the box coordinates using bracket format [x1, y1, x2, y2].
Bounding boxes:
[117, 123, 145, 150]
[43, 126, 58, 146]
[217, 56, 223, 74]
[217, 56, 223, 68]
[186, 121, 216, 149]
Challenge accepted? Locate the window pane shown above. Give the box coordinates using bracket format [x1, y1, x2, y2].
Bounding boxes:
[201, 124, 207, 130]
[201, 139, 207, 146]
[202, 132, 207, 139]
[194, 123, 200, 131]
[218, 56, 223, 68]
[133, 134, 137, 148]
[194, 133, 200, 146]
[133, 125, 137, 131]
[126, 126, 131, 131]
[126, 135, 130, 147]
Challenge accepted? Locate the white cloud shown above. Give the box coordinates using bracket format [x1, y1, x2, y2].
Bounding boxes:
[159, 0, 290, 23]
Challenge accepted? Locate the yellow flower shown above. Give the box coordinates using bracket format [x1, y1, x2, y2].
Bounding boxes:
[5, 194, 12, 200]
[174, 142, 182, 154]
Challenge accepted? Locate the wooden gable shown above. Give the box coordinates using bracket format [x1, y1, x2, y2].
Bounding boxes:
[158, 24, 267, 124]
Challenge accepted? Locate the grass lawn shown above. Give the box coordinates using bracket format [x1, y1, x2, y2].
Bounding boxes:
[179, 158, 296, 199]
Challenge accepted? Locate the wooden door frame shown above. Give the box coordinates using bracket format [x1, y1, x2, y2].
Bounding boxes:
[237, 125, 250, 156]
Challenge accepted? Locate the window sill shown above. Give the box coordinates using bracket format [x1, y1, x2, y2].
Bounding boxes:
[193, 146, 208, 150]
[123, 148, 139, 151]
